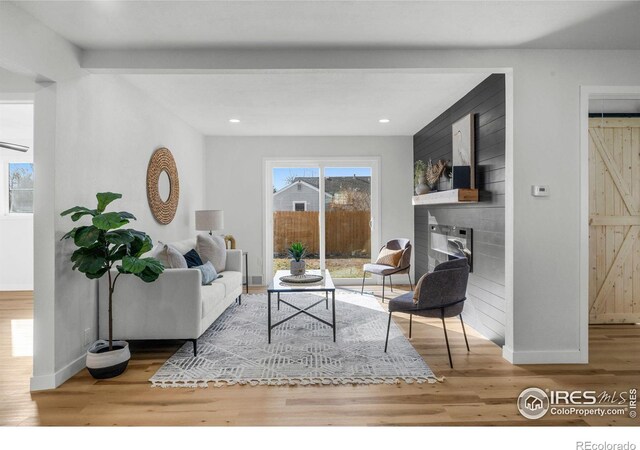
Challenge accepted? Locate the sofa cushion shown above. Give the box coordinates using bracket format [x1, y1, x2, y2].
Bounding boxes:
[165, 245, 188, 269]
[167, 238, 197, 256]
[184, 249, 204, 268]
[195, 261, 218, 285]
[212, 271, 242, 297]
[201, 282, 226, 318]
[197, 233, 226, 273]
[363, 263, 398, 275]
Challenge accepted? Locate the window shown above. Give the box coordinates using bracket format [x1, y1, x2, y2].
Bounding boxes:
[8, 163, 34, 213]
[293, 201, 306, 212]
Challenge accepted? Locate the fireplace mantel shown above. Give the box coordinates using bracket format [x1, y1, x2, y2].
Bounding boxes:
[412, 189, 478, 206]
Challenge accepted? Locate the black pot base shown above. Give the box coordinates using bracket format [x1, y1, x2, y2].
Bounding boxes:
[87, 360, 129, 379]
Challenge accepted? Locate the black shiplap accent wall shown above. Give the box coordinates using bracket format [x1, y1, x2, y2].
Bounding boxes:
[414, 74, 506, 345]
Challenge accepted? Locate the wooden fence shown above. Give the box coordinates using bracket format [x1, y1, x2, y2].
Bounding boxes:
[273, 210, 371, 257]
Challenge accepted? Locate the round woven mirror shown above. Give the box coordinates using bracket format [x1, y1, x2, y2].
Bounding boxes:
[146, 147, 179, 224]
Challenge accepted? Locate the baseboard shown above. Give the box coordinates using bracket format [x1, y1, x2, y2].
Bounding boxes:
[502, 346, 587, 364]
[30, 353, 86, 391]
[0, 284, 33, 291]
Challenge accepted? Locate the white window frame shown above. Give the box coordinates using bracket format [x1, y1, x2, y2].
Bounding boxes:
[292, 201, 307, 212]
[264, 156, 380, 285]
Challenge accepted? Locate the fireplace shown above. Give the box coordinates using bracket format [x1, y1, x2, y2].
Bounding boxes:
[429, 224, 473, 272]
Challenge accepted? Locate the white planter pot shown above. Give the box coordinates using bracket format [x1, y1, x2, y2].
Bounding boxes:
[290, 259, 306, 276]
[86, 340, 130, 379]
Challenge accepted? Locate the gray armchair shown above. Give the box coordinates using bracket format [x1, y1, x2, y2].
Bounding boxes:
[361, 238, 412, 303]
[384, 258, 470, 368]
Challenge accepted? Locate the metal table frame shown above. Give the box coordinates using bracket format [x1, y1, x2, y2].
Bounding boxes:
[267, 272, 336, 343]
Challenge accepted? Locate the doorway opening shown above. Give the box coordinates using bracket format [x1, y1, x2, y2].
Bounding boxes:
[580, 87, 640, 362]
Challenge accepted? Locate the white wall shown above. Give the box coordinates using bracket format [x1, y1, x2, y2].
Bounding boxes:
[47, 74, 205, 381]
[204, 136, 413, 285]
[0, 103, 34, 290]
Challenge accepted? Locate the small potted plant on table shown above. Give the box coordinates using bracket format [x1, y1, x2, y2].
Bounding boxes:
[288, 242, 307, 276]
[61, 192, 164, 379]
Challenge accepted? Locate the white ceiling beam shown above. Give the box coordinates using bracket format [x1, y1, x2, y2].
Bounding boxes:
[0, 2, 85, 82]
[81, 48, 513, 74]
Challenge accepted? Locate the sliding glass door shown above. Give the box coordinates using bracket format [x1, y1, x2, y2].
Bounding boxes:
[266, 158, 379, 284]
[271, 167, 321, 274]
[324, 167, 372, 279]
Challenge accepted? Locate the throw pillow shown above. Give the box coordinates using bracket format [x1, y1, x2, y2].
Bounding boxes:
[412, 273, 428, 304]
[196, 233, 226, 273]
[195, 261, 218, 285]
[165, 244, 188, 269]
[183, 249, 204, 268]
[375, 247, 403, 267]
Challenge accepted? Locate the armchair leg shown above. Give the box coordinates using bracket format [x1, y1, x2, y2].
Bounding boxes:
[389, 276, 393, 292]
[361, 271, 366, 295]
[384, 312, 392, 352]
[239, 294, 242, 306]
[407, 273, 413, 291]
[460, 314, 470, 352]
[441, 314, 453, 369]
[409, 314, 412, 339]
[381, 276, 386, 303]
[191, 339, 198, 357]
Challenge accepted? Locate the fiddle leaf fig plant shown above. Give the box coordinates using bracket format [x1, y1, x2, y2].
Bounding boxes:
[61, 192, 164, 350]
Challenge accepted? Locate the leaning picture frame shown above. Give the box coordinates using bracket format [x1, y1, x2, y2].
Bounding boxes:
[452, 113, 475, 189]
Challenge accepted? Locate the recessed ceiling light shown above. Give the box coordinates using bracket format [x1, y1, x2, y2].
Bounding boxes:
[229, 119, 240, 123]
[379, 119, 390, 123]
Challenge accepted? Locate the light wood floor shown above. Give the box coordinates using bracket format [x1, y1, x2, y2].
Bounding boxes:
[1, 288, 638, 426]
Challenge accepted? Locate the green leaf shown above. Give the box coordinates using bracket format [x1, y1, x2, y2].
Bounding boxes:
[96, 192, 122, 213]
[61, 206, 98, 221]
[105, 229, 135, 246]
[70, 248, 107, 275]
[134, 258, 164, 283]
[129, 231, 153, 257]
[107, 245, 128, 262]
[121, 255, 146, 274]
[92, 212, 130, 231]
[73, 226, 102, 248]
[85, 267, 108, 279]
[117, 211, 136, 220]
[61, 228, 78, 241]
[120, 256, 164, 282]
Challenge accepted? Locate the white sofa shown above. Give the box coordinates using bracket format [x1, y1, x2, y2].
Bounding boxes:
[98, 238, 243, 355]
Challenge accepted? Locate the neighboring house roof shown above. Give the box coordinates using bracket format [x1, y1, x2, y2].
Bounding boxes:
[273, 179, 332, 198]
[290, 176, 371, 195]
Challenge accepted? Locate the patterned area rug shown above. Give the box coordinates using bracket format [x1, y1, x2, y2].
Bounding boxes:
[150, 291, 439, 387]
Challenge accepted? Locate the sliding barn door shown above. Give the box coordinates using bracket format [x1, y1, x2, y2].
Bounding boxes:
[589, 118, 640, 324]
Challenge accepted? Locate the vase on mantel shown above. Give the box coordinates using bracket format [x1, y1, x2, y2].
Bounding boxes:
[415, 175, 430, 195]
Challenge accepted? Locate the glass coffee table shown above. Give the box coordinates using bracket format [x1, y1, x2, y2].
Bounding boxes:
[267, 270, 336, 343]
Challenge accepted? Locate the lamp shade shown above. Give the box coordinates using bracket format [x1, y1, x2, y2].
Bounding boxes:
[195, 210, 224, 231]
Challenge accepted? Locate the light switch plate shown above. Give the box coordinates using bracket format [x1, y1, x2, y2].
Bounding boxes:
[531, 185, 550, 197]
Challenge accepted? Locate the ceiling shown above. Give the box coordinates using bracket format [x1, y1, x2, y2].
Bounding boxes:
[0, 68, 39, 93]
[15, 1, 640, 50]
[13, 1, 637, 136]
[122, 72, 491, 135]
